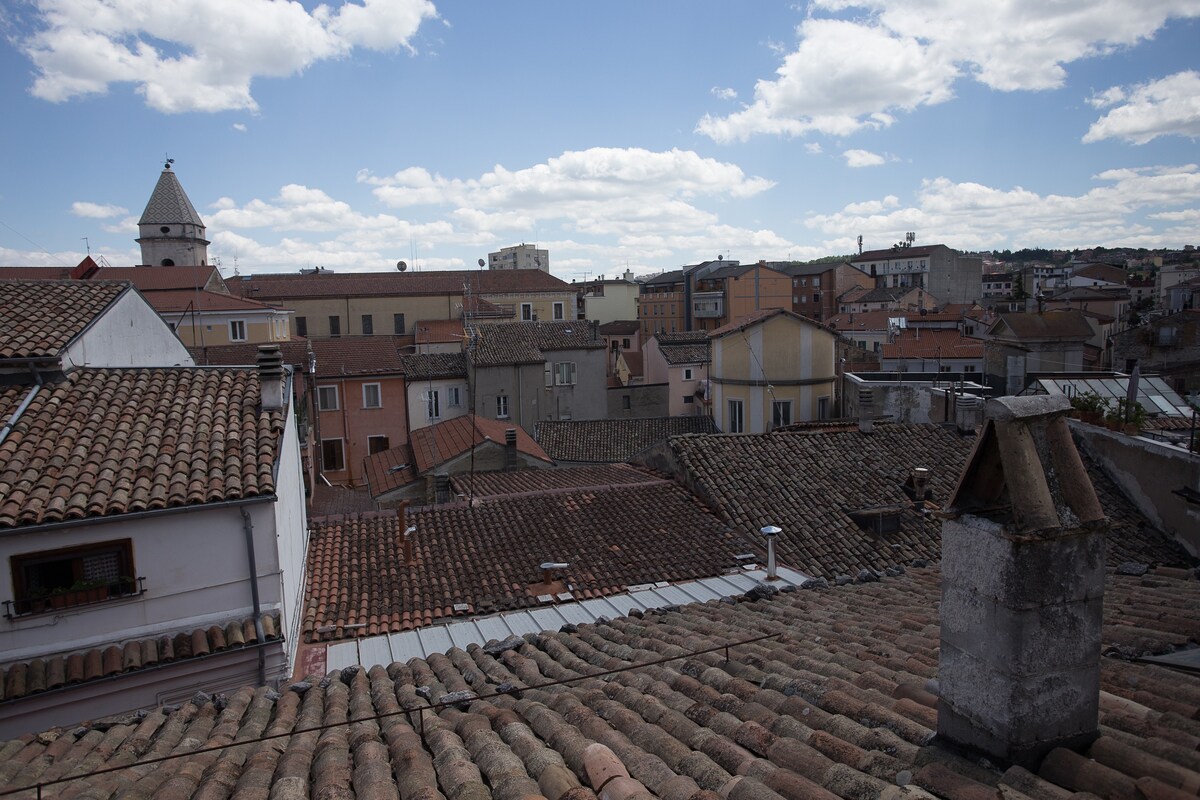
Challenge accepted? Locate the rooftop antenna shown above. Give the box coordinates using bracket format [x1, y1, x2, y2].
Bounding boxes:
[857, 235, 863, 255]
[81, 236, 90, 256]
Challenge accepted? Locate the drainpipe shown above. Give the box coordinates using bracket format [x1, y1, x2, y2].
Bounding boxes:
[240, 507, 268, 687]
[0, 367, 44, 448]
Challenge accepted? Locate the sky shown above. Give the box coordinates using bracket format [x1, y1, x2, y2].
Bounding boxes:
[1, 0, 1198, 283]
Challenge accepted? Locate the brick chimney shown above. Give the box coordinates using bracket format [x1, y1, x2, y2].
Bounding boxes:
[256, 344, 286, 411]
[857, 388, 875, 433]
[938, 395, 1107, 767]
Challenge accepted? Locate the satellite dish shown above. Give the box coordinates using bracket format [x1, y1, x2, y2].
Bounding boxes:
[397, 260, 407, 272]
[477, 258, 485, 268]
[717, 254, 723, 261]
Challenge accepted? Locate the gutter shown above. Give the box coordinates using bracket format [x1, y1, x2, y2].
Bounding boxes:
[0, 366, 43, 448]
[240, 507, 268, 687]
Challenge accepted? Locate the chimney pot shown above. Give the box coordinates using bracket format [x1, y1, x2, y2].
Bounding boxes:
[257, 344, 286, 411]
[760, 525, 781, 580]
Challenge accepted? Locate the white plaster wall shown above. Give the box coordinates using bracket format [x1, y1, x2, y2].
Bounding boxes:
[406, 378, 470, 431]
[271, 396, 309, 670]
[64, 290, 193, 367]
[0, 500, 283, 665]
[583, 284, 639, 324]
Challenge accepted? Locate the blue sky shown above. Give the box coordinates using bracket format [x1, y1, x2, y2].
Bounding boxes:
[1, 0, 1198, 282]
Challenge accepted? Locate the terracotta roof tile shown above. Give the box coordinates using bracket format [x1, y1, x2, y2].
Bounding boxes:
[89, 266, 222, 291]
[0, 280, 128, 360]
[469, 321, 605, 367]
[452, 464, 659, 498]
[398, 352, 468, 381]
[598, 320, 641, 335]
[310, 336, 406, 377]
[990, 310, 1094, 340]
[0, 614, 281, 704]
[138, 287, 280, 313]
[709, 308, 810, 339]
[0, 367, 284, 529]
[303, 480, 749, 641]
[236, 269, 575, 299]
[362, 415, 552, 498]
[536, 416, 719, 462]
[4, 566, 1198, 797]
[656, 425, 1191, 579]
[414, 318, 466, 345]
[881, 329, 983, 360]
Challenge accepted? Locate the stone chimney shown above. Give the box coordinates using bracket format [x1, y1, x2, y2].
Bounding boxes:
[938, 395, 1107, 767]
[504, 428, 519, 471]
[256, 344, 286, 411]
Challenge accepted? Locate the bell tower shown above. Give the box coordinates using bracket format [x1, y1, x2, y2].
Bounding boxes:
[136, 159, 209, 267]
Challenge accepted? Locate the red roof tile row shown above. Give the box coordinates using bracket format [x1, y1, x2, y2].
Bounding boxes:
[235, 269, 574, 299]
[0, 280, 127, 360]
[0, 368, 284, 529]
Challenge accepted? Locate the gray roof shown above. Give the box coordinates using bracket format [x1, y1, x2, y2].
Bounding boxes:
[535, 415, 718, 462]
[138, 167, 205, 227]
[469, 321, 605, 367]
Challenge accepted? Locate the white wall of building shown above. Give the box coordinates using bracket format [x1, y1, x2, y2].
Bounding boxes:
[406, 378, 470, 431]
[65, 290, 193, 367]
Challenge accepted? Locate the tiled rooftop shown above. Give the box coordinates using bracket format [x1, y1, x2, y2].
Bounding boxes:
[451, 464, 659, 498]
[0, 367, 284, 529]
[310, 336, 407, 377]
[138, 288, 280, 313]
[0, 280, 128, 360]
[413, 318, 466, 345]
[91, 266, 223, 292]
[398, 352, 468, 381]
[0, 614, 280, 704]
[362, 415, 551, 498]
[709, 308, 805, 339]
[991, 309, 1095, 340]
[189, 341, 312, 367]
[469, 321, 605, 367]
[658, 425, 1192, 579]
[304, 480, 749, 640]
[597, 320, 640, 335]
[653, 332, 711, 366]
[536, 416, 719, 462]
[881, 329, 983, 360]
[235, 269, 574, 299]
[4, 565, 1197, 798]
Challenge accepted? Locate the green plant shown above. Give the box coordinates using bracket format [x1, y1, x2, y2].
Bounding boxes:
[1105, 398, 1147, 428]
[1070, 391, 1107, 418]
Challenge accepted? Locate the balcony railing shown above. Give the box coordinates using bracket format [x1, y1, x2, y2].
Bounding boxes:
[4, 577, 146, 619]
[692, 292, 724, 319]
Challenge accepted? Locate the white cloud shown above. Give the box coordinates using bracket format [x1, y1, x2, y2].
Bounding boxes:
[843, 149, 886, 168]
[360, 147, 775, 239]
[233, 123, 247, 132]
[1084, 71, 1200, 144]
[71, 201, 126, 218]
[19, 0, 438, 113]
[699, 0, 1200, 142]
[805, 142, 823, 154]
[805, 164, 1200, 251]
[711, 86, 738, 100]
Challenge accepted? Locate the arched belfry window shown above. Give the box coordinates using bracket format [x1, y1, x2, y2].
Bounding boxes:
[161, 258, 175, 266]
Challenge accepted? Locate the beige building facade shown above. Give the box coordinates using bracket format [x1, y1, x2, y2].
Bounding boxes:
[710, 309, 837, 433]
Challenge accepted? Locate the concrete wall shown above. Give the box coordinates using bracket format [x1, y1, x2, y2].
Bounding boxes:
[584, 283, 639, 323]
[474, 363, 545, 431]
[284, 296, 458, 338]
[66, 290, 194, 367]
[607, 382, 669, 418]
[1072, 422, 1200, 557]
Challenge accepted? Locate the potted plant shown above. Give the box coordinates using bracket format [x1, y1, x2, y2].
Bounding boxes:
[1070, 391, 1107, 425]
[1104, 398, 1147, 433]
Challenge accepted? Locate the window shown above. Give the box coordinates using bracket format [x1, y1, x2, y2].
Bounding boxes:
[521, 303, 533, 321]
[361, 314, 374, 335]
[611, 339, 620, 352]
[329, 316, 341, 337]
[447, 386, 462, 407]
[771, 400, 792, 429]
[496, 395, 509, 418]
[683, 368, 694, 380]
[393, 313, 406, 335]
[426, 389, 440, 419]
[317, 385, 339, 411]
[817, 396, 830, 420]
[727, 399, 744, 433]
[554, 361, 577, 386]
[368, 436, 390, 455]
[9, 540, 138, 616]
[553, 302, 565, 320]
[622, 395, 631, 410]
[813, 277, 821, 288]
[229, 320, 247, 342]
[296, 316, 307, 337]
[322, 439, 345, 471]
[362, 383, 382, 409]
[622, 338, 630, 349]
[683, 395, 695, 404]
